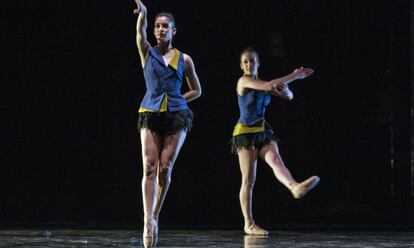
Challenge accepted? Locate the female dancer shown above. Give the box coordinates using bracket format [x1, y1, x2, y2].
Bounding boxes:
[133, 1, 202, 247]
[231, 47, 319, 236]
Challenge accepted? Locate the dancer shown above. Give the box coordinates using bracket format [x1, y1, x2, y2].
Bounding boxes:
[133, 1, 202, 247]
[231, 47, 319, 236]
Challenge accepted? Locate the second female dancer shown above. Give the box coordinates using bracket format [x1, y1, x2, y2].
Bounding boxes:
[232, 47, 320, 236]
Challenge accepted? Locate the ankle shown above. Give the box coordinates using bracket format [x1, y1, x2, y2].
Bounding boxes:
[288, 181, 298, 190]
[244, 219, 255, 228]
[144, 216, 155, 223]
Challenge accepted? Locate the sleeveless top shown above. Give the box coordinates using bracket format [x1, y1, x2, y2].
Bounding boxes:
[139, 46, 188, 112]
[233, 89, 270, 136]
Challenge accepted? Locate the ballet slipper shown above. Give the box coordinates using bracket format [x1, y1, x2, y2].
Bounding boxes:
[143, 218, 157, 248]
[244, 224, 269, 236]
[143, 234, 153, 248]
[290, 176, 320, 199]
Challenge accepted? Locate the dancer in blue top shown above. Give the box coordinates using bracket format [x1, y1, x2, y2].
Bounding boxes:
[134, 1, 202, 247]
[231, 47, 319, 236]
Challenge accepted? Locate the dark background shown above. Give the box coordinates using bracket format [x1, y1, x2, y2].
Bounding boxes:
[1, 0, 413, 229]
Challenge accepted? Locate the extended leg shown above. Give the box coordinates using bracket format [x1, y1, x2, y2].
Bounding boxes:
[260, 141, 319, 199]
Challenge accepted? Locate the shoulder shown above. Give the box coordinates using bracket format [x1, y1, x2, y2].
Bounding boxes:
[238, 76, 253, 85]
[182, 53, 193, 64]
[182, 53, 196, 71]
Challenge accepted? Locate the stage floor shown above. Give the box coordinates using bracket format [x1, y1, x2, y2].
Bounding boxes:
[0, 229, 413, 247]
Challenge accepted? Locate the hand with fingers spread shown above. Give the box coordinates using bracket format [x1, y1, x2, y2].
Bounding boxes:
[292, 66, 314, 80]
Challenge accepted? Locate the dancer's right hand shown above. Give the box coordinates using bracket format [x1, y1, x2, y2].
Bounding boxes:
[133, 0, 147, 15]
[292, 67, 314, 80]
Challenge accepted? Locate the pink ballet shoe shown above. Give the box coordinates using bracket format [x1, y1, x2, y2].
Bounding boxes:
[291, 176, 320, 199]
[143, 218, 157, 248]
[244, 224, 269, 236]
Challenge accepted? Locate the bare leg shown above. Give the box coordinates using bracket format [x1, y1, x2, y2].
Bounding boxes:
[259, 141, 297, 189]
[238, 148, 268, 236]
[153, 131, 187, 222]
[140, 128, 162, 247]
[260, 140, 320, 198]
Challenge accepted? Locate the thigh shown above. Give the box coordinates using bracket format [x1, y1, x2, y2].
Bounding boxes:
[238, 148, 259, 180]
[160, 131, 187, 166]
[259, 140, 282, 166]
[140, 128, 163, 162]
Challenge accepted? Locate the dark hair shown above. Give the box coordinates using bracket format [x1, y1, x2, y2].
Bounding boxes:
[154, 12, 176, 28]
[240, 47, 260, 63]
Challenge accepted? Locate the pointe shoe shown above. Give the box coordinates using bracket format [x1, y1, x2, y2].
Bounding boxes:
[244, 224, 269, 236]
[291, 176, 320, 199]
[143, 234, 153, 248]
[143, 219, 157, 248]
[142, 235, 153, 248]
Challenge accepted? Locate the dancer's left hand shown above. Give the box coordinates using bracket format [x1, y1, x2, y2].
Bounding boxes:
[275, 83, 289, 94]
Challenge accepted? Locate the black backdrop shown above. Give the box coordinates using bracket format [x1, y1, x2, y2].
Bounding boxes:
[1, 0, 413, 229]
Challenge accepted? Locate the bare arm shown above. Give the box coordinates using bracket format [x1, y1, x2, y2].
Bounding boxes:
[271, 67, 314, 85]
[182, 54, 202, 102]
[134, 0, 150, 67]
[269, 67, 314, 100]
[237, 76, 277, 95]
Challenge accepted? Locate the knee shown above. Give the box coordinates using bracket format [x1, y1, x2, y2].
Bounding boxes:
[143, 159, 158, 178]
[159, 159, 173, 179]
[268, 154, 283, 167]
[242, 177, 255, 190]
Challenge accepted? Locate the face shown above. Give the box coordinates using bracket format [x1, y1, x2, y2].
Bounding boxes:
[240, 52, 259, 77]
[154, 16, 176, 43]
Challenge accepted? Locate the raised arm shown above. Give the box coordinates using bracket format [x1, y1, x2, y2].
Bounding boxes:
[182, 54, 202, 102]
[134, 0, 151, 67]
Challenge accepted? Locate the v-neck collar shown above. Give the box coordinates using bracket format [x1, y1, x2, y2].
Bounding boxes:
[152, 46, 180, 70]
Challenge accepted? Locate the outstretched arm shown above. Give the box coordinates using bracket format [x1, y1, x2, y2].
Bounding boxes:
[237, 76, 278, 95]
[182, 54, 202, 102]
[269, 67, 314, 100]
[134, 0, 150, 67]
[271, 67, 314, 85]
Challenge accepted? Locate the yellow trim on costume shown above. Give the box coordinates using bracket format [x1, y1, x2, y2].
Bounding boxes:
[168, 49, 180, 70]
[138, 107, 153, 112]
[232, 121, 265, 136]
[160, 93, 168, 111]
[138, 93, 168, 113]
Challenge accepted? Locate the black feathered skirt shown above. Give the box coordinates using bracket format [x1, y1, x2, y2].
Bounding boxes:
[138, 109, 193, 136]
[230, 124, 279, 153]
